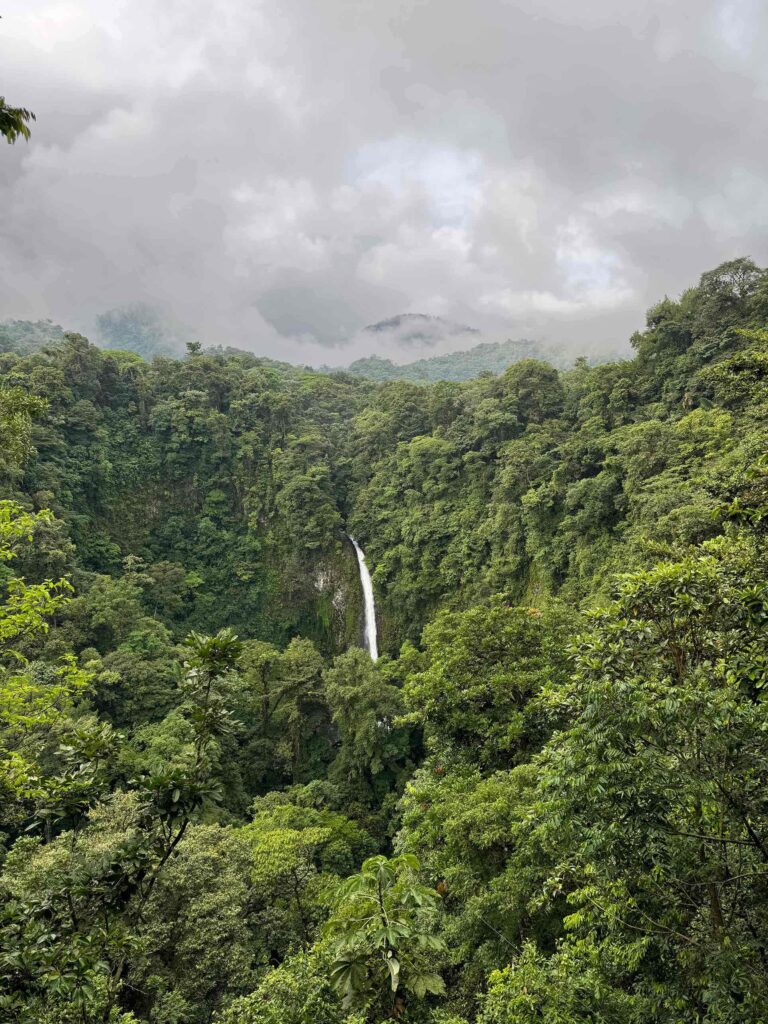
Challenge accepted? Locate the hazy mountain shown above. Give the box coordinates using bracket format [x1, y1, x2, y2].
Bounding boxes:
[360, 313, 480, 347]
[95, 304, 190, 358]
[0, 319, 65, 355]
[0, 312, 620, 379]
[341, 336, 587, 382]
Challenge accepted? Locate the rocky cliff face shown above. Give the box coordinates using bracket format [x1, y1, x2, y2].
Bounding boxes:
[293, 537, 364, 657]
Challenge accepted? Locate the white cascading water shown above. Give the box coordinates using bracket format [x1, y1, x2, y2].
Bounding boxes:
[349, 536, 378, 661]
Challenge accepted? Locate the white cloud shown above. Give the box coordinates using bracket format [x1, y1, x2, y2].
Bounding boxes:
[0, 0, 767, 359]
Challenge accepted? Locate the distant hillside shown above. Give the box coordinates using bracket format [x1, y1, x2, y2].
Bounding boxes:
[360, 313, 479, 346]
[342, 337, 577, 382]
[96, 303, 188, 358]
[0, 314, 619, 379]
[0, 319, 65, 355]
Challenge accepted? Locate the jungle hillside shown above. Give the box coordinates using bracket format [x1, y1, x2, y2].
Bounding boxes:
[2, 258, 768, 1023]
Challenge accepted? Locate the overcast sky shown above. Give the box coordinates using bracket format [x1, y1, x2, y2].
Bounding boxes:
[1, 0, 767, 364]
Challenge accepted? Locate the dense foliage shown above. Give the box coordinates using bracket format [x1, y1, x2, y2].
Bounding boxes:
[340, 338, 576, 383]
[1, 258, 768, 1022]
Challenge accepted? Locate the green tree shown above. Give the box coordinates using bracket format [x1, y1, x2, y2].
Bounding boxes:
[0, 629, 242, 1022]
[239, 802, 373, 960]
[324, 649, 413, 814]
[478, 941, 638, 1024]
[0, 503, 87, 829]
[127, 824, 256, 1024]
[237, 636, 330, 791]
[402, 600, 574, 768]
[0, 389, 47, 479]
[0, 97, 35, 143]
[215, 950, 353, 1024]
[515, 534, 768, 1020]
[325, 854, 446, 1017]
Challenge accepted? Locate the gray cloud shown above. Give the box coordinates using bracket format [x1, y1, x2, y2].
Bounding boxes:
[1, 0, 768, 364]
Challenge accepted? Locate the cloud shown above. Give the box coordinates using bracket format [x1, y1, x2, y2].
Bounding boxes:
[1, 0, 767, 363]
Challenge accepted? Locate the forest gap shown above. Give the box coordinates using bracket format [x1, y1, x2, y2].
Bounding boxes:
[349, 535, 378, 661]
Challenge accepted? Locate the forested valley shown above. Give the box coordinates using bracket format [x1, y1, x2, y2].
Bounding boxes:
[1, 257, 768, 1023]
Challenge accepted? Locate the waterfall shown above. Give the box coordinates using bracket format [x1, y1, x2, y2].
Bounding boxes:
[349, 536, 378, 661]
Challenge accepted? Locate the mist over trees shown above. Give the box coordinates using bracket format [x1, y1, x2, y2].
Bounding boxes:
[95, 304, 188, 359]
